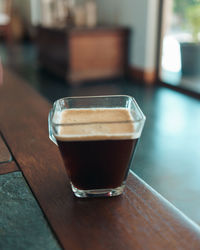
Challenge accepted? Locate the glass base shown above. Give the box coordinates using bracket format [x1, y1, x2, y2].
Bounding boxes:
[71, 183, 125, 198]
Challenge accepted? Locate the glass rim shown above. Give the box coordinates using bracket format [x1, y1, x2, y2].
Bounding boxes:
[51, 95, 146, 126]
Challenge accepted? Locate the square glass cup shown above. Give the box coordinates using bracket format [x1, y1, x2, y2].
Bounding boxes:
[48, 95, 145, 198]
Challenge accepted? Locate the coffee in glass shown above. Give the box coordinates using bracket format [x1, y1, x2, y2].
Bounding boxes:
[48, 96, 145, 198]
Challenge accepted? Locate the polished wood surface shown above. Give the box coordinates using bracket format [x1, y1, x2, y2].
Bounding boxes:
[0, 134, 12, 163]
[37, 26, 129, 84]
[0, 133, 18, 175]
[0, 69, 200, 249]
[0, 161, 18, 175]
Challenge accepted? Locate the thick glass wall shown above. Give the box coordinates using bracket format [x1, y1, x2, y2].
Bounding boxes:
[161, 0, 200, 94]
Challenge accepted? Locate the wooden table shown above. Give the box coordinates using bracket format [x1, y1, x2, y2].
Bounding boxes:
[1, 69, 200, 249]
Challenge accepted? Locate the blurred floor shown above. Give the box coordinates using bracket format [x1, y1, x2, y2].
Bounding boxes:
[1, 41, 200, 225]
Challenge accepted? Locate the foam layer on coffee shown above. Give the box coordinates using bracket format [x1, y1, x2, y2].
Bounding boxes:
[55, 108, 138, 141]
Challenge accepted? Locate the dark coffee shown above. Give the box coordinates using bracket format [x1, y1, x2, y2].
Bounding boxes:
[57, 138, 138, 190]
[55, 108, 139, 190]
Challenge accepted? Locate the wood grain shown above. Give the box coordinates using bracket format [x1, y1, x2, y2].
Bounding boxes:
[0, 161, 19, 175]
[0, 69, 200, 249]
[0, 134, 12, 163]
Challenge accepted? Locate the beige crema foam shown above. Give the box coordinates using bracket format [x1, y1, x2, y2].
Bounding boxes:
[55, 108, 138, 141]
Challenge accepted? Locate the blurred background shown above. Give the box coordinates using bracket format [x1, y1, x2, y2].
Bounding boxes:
[0, 0, 200, 225]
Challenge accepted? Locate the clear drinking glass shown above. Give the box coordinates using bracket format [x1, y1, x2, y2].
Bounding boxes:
[48, 95, 145, 198]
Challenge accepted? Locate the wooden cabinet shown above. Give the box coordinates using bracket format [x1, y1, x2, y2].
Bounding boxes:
[37, 26, 130, 84]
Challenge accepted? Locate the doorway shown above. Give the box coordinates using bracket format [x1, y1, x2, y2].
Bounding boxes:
[159, 0, 200, 96]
